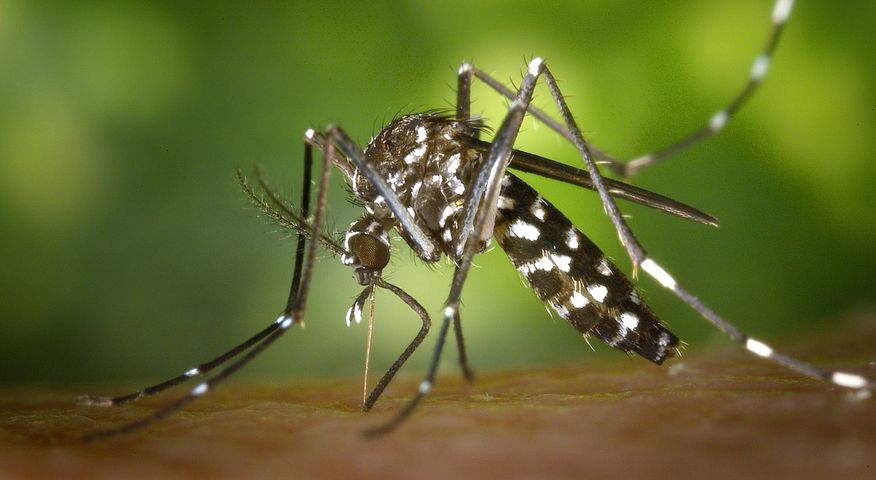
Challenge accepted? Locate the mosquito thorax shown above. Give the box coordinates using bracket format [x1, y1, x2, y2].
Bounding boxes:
[351, 114, 485, 262]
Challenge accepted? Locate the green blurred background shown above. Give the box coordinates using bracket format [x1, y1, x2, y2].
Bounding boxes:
[1, 0, 874, 388]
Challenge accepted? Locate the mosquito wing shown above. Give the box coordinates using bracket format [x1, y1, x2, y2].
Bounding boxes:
[462, 136, 718, 227]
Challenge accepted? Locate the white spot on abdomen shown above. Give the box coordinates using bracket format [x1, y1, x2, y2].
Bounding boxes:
[508, 219, 540, 241]
[497, 196, 516, 210]
[565, 228, 579, 250]
[569, 291, 590, 308]
[530, 198, 546, 220]
[550, 253, 572, 272]
[587, 284, 608, 303]
[519, 255, 555, 275]
[619, 312, 639, 332]
[596, 257, 611, 276]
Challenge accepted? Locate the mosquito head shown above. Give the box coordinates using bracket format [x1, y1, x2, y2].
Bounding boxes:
[348, 233, 391, 285]
[341, 215, 392, 285]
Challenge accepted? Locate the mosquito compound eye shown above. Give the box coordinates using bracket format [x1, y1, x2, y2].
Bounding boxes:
[348, 232, 391, 271]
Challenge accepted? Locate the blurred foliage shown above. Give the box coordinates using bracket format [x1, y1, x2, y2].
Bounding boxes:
[1, 0, 874, 386]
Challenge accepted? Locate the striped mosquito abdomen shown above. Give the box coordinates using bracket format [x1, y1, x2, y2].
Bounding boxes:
[494, 173, 679, 364]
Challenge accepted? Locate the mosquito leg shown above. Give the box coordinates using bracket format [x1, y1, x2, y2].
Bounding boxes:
[82, 130, 335, 440]
[362, 299, 451, 438]
[453, 312, 474, 382]
[77, 322, 282, 407]
[79, 138, 319, 409]
[616, 0, 796, 177]
[362, 278, 431, 411]
[283, 129, 444, 410]
[442, 57, 546, 378]
[442, 56, 547, 389]
[464, 0, 795, 178]
[536, 65, 650, 269]
[456, 135, 720, 226]
[642, 260, 873, 392]
[284, 139, 313, 312]
[456, 62, 473, 122]
[460, 62, 570, 142]
[538, 61, 873, 394]
[452, 63, 480, 382]
[363, 58, 548, 436]
[443, 59, 548, 380]
[453, 58, 544, 258]
[327, 127, 441, 263]
[82, 325, 292, 442]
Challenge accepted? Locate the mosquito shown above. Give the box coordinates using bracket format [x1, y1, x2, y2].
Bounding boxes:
[79, 0, 872, 440]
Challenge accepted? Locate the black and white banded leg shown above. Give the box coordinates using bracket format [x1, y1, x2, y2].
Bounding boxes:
[367, 57, 550, 434]
[250, 164, 434, 411]
[80, 130, 336, 441]
[530, 8, 873, 394]
[79, 127, 435, 439]
[77, 143, 322, 412]
[375, 30, 871, 432]
[456, 4, 871, 397]
[456, 0, 797, 178]
[305, 127, 477, 384]
[614, 0, 797, 177]
[80, 0, 872, 442]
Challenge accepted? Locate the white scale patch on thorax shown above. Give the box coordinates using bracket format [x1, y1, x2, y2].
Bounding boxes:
[445, 153, 461, 174]
[404, 143, 427, 164]
[438, 205, 455, 227]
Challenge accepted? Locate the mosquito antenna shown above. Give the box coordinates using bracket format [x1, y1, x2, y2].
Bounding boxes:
[238, 168, 344, 254]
